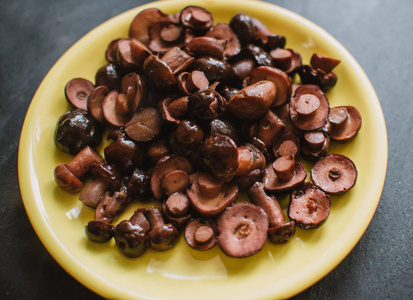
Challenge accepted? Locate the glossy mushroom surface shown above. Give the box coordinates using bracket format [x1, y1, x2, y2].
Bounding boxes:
[185, 218, 217, 250]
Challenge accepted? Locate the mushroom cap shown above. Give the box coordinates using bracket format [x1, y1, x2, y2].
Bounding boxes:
[150, 155, 194, 200]
[270, 48, 302, 75]
[184, 218, 217, 250]
[114, 219, 148, 258]
[180, 6, 214, 31]
[125, 107, 162, 142]
[85, 220, 115, 243]
[272, 132, 300, 159]
[311, 153, 358, 194]
[290, 84, 330, 131]
[328, 106, 362, 143]
[65, 78, 94, 111]
[54, 163, 83, 193]
[87, 85, 109, 124]
[263, 161, 307, 194]
[288, 182, 331, 229]
[187, 172, 239, 217]
[205, 23, 241, 58]
[267, 221, 296, 244]
[217, 202, 269, 258]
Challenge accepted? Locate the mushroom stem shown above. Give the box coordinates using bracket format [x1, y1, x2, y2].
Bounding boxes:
[247, 182, 296, 244]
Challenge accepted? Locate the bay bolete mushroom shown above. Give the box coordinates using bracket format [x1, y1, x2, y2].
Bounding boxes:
[145, 208, 179, 251]
[248, 182, 296, 243]
[185, 218, 217, 250]
[114, 208, 150, 258]
[311, 153, 358, 194]
[95, 63, 122, 91]
[216, 202, 269, 258]
[289, 84, 330, 131]
[125, 107, 162, 143]
[288, 182, 331, 229]
[65, 78, 95, 111]
[327, 106, 362, 143]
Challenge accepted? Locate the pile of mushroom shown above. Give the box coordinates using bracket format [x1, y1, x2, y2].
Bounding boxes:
[53, 6, 361, 259]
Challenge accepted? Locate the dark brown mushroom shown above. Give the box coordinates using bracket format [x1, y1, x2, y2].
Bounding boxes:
[290, 84, 330, 131]
[216, 202, 269, 258]
[114, 208, 150, 257]
[102, 90, 130, 126]
[125, 107, 162, 142]
[129, 8, 175, 46]
[232, 58, 256, 81]
[326, 106, 362, 143]
[79, 161, 122, 208]
[272, 132, 301, 159]
[161, 170, 190, 196]
[205, 23, 241, 58]
[235, 144, 266, 177]
[311, 153, 358, 194]
[185, 218, 217, 250]
[227, 80, 276, 121]
[250, 66, 292, 108]
[270, 48, 302, 75]
[150, 155, 194, 200]
[263, 157, 307, 194]
[209, 118, 240, 145]
[200, 134, 239, 182]
[255, 110, 285, 148]
[186, 36, 227, 59]
[162, 192, 192, 227]
[301, 130, 331, 161]
[105, 38, 121, 63]
[177, 70, 209, 94]
[174, 119, 204, 149]
[95, 63, 122, 91]
[147, 139, 169, 165]
[84, 220, 115, 243]
[104, 129, 145, 176]
[248, 182, 296, 244]
[160, 46, 194, 75]
[310, 53, 341, 75]
[236, 168, 265, 191]
[254, 34, 286, 52]
[54, 146, 103, 193]
[148, 22, 185, 54]
[288, 182, 331, 229]
[244, 44, 273, 67]
[120, 72, 147, 114]
[65, 78, 94, 111]
[127, 168, 150, 200]
[190, 56, 236, 86]
[186, 172, 238, 217]
[130, 39, 152, 67]
[180, 6, 213, 31]
[145, 208, 179, 251]
[229, 13, 256, 44]
[143, 55, 176, 90]
[87, 85, 109, 124]
[187, 89, 225, 123]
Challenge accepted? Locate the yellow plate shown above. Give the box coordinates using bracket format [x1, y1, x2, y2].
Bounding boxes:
[18, 0, 387, 299]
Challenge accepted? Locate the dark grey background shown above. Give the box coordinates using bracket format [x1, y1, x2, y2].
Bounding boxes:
[1, 0, 411, 299]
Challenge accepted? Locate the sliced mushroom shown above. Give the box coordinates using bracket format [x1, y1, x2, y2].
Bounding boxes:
[205, 23, 241, 58]
[187, 172, 238, 217]
[160, 46, 194, 75]
[180, 6, 213, 31]
[125, 107, 162, 142]
[311, 154, 357, 194]
[129, 8, 174, 46]
[255, 110, 285, 148]
[130, 39, 152, 67]
[270, 48, 302, 75]
[235, 144, 266, 177]
[185, 218, 217, 250]
[263, 158, 307, 194]
[150, 155, 194, 200]
[301, 130, 331, 161]
[65, 78, 94, 111]
[177, 70, 209, 94]
[87, 85, 109, 123]
[248, 182, 295, 243]
[105, 38, 121, 63]
[250, 66, 292, 108]
[120, 72, 147, 114]
[290, 84, 330, 131]
[227, 80, 276, 121]
[114, 208, 150, 258]
[102, 90, 130, 126]
[217, 202, 269, 258]
[288, 182, 331, 229]
[327, 106, 362, 143]
[186, 36, 227, 59]
[79, 161, 122, 208]
[161, 170, 190, 196]
[143, 55, 176, 90]
[145, 208, 179, 251]
[162, 192, 192, 228]
[148, 22, 185, 54]
[272, 132, 301, 159]
[190, 56, 236, 86]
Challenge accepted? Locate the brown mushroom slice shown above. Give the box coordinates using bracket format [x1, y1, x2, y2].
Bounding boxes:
[186, 36, 227, 59]
[95, 191, 129, 224]
[177, 70, 209, 94]
[200, 134, 239, 182]
[121, 72, 147, 113]
[161, 46, 194, 75]
[54, 163, 83, 193]
[250, 66, 292, 108]
[105, 38, 121, 63]
[217, 202, 268, 258]
[290, 84, 330, 131]
[87, 85, 109, 123]
[117, 38, 141, 70]
[66, 146, 104, 180]
[205, 23, 241, 58]
[328, 106, 362, 143]
[159, 96, 187, 125]
[162, 192, 192, 228]
[301, 130, 331, 161]
[190, 56, 236, 86]
[147, 139, 169, 165]
[248, 182, 296, 243]
[148, 22, 184, 54]
[310, 53, 341, 74]
[311, 154, 357, 194]
[125, 107, 162, 142]
[102, 90, 130, 126]
[180, 6, 213, 31]
[270, 48, 302, 75]
[288, 182, 331, 229]
[272, 132, 301, 159]
[185, 218, 217, 250]
[187, 172, 238, 217]
[65, 78, 95, 111]
[227, 80, 276, 121]
[150, 155, 194, 200]
[161, 170, 190, 196]
[256, 110, 285, 148]
[232, 59, 256, 81]
[143, 55, 176, 90]
[129, 8, 174, 46]
[264, 160, 307, 194]
[235, 144, 266, 176]
[130, 39, 152, 67]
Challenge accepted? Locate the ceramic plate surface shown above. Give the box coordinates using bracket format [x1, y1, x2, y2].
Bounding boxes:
[18, 0, 387, 299]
